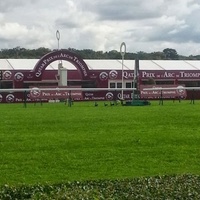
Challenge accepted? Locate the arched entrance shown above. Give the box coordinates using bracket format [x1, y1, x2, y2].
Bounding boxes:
[32, 49, 90, 80]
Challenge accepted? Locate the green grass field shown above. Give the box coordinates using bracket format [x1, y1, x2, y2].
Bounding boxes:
[0, 100, 200, 187]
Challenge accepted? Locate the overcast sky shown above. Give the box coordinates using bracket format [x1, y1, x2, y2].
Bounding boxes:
[0, 0, 200, 56]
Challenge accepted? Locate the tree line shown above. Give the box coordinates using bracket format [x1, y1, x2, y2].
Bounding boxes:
[0, 46, 200, 60]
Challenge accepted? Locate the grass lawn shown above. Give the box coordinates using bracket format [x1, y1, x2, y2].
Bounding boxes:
[0, 100, 200, 186]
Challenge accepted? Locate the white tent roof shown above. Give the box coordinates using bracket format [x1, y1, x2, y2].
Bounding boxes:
[0, 59, 77, 70]
[85, 60, 132, 70]
[136, 60, 164, 70]
[0, 59, 200, 71]
[152, 60, 198, 70]
[0, 59, 15, 70]
[183, 60, 200, 70]
[6, 59, 38, 70]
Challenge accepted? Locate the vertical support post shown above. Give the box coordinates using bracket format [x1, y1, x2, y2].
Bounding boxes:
[68, 90, 72, 107]
[191, 89, 195, 104]
[122, 55, 124, 99]
[132, 59, 139, 103]
[120, 42, 126, 100]
[114, 90, 117, 105]
[23, 90, 27, 108]
[0, 70, 2, 88]
[159, 90, 163, 105]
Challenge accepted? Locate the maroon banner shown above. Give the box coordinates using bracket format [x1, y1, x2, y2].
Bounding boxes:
[32, 50, 90, 80]
[140, 85, 187, 99]
[29, 86, 82, 100]
[140, 70, 200, 80]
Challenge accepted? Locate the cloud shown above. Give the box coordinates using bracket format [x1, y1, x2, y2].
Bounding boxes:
[78, 0, 165, 21]
[0, 0, 200, 56]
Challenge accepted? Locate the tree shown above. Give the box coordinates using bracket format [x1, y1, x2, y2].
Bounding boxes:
[0, 47, 196, 60]
[150, 52, 165, 60]
[136, 51, 150, 60]
[163, 48, 179, 60]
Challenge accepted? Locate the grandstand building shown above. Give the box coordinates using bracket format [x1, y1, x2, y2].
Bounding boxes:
[0, 49, 200, 103]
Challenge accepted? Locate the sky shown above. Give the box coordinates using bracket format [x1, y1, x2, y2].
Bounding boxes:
[0, 0, 200, 56]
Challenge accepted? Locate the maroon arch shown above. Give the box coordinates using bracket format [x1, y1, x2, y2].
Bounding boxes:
[32, 49, 90, 80]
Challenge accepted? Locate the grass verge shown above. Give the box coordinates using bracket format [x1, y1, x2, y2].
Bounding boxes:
[0, 100, 200, 197]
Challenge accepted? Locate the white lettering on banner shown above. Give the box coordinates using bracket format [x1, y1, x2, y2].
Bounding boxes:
[85, 93, 94, 97]
[36, 62, 45, 77]
[123, 72, 134, 79]
[36, 56, 58, 77]
[35, 52, 88, 77]
[42, 92, 50, 96]
[60, 53, 73, 60]
[163, 72, 175, 78]
[180, 72, 200, 78]
[153, 91, 159, 94]
[92, 97, 105, 100]
[142, 71, 155, 78]
[141, 71, 200, 79]
[73, 56, 88, 77]
[140, 84, 187, 99]
[15, 98, 23, 102]
[141, 91, 148, 94]
[35, 72, 41, 77]
[118, 93, 130, 99]
[55, 92, 62, 96]
[163, 91, 176, 94]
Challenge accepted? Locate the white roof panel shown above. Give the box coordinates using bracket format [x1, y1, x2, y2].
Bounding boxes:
[184, 60, 200, 70]
[118, 60, 134, 70]
[152, 60, 197, 70]
[85, 60, 125, 70]
[0, 59, 14, 70]
[1, 59, 200, 71]
[0, 59, 77, 70]
[139, 60, 165, 70]
[7, 59, 38, 70]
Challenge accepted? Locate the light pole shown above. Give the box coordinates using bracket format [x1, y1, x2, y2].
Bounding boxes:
[56, 30, 63, 86]
[56, 30, 62, 65]
[56, 30, 60, 50]
[120, 42, 126, 99]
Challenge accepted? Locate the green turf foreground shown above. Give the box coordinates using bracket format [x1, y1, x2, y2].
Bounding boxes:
[0, 100, 200, 198]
